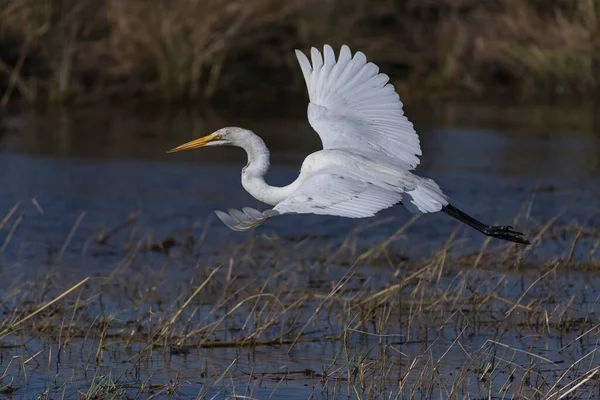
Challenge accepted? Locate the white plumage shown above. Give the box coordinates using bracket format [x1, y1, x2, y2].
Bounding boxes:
[296, 45, 421, 170]
[168, 44, 530, 244]
[273, 165, 404, 218]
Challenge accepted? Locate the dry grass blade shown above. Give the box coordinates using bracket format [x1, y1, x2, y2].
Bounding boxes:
[504, 263, 558, 317]
[0, 277, 90, 339]
[57, 212, 86, 261]
[0, 202, 21, 231]
[556, 366, 600, 399]
[525, 213, 563, 250]
[160, 265, 221, 338]
[483, 340, 557, 365]
[289, 264, 358, 352]
[546, 349, 598, 396]
[360, 263, 432, 306]
[0, 215, 22, 255]
[357, 215, 420, 261]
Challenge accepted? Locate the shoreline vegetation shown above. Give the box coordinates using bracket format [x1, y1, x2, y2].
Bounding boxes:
[0, 201, 599, 397]
[0, 0, 599, 108]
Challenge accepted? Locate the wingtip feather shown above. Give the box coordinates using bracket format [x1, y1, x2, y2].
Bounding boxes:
[296, 43, 422, 169]
[323, 44, 335, 64]
[295, 49, 312, 85]
[310, 47, 323, 67]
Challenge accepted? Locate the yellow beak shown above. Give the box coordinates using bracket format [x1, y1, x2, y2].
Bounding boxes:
[167, 133, 220, 153]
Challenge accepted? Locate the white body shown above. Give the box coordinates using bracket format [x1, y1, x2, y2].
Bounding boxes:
[169, 44, 529, 243]
[180, 45, 450, 231]
[238, 44, 449, 220]
[241, 143, 447, 217]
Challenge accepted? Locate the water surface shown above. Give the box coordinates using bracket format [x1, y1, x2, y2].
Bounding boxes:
[0, 102, 599, 398]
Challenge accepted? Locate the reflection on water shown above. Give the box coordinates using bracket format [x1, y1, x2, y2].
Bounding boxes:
[423, 102, 600, 179]
[2, 102, 600, 177]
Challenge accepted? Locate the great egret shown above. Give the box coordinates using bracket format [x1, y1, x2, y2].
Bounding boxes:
[169, 44, 529, 245]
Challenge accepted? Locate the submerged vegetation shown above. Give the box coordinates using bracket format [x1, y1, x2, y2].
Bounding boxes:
[0, 0, 599, 106]
[0, 197, 599, 398]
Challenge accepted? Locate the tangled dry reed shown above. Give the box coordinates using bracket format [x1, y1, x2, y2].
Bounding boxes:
[0, 198, 599, 399]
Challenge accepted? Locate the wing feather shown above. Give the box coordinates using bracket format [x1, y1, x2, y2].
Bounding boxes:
[273, 167, 403, 218]
[295, 49, 312, 83]
[296, 44, 421, 170]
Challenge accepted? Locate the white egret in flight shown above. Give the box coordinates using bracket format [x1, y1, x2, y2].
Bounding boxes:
[169, 45, 529, 244]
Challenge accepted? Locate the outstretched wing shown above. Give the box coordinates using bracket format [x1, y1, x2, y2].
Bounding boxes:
[273, 167, 403, 218]
[295, 44, 421, 171]
[215, 167, 403, 231]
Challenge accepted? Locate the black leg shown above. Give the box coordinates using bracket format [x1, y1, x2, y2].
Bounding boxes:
[442, 204, 530, 245]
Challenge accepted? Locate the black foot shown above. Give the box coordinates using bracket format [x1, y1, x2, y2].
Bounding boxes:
[482, 225, 530, 244]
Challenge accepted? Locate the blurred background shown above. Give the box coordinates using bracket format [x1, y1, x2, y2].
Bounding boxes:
[1, 0, 599, 105]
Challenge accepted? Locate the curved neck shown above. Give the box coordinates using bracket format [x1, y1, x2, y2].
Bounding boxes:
[239, 134, 302, 206]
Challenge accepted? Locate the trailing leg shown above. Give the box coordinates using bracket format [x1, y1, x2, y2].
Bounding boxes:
[442, 204, 530, 244]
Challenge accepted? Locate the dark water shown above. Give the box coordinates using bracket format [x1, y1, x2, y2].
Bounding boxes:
[1, 102, 600, 398]
[1, 102, 599, 263]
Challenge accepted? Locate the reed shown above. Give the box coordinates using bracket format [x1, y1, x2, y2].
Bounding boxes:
[0, 1, 598, 105]
[0, 196, 599, 397]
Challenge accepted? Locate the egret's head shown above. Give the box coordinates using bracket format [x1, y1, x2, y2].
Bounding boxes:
[167, 127, 253, 153]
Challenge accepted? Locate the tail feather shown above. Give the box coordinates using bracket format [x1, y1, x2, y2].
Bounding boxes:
[404, 177, 448, 214]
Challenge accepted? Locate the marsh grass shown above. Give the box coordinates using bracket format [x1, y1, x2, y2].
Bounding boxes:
[472, 0, 600, 98]
[0, 198, 599, 398]
[0, 0, 599, 106]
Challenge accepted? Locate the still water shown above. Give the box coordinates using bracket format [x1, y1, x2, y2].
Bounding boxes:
[0, 101, 599, 398]
[1, 102, 599, 263]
